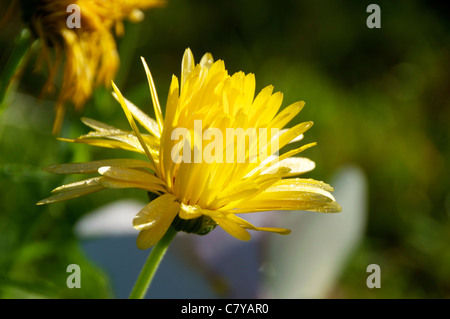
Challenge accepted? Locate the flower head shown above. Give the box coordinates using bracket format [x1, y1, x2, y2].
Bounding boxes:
[22, 0, 164, 134]
[38, 48, 341, 249]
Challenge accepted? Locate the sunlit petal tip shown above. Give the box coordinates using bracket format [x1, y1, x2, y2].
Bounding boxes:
[326, 201, 342, 213]
[140, 56, 164, 132]
[316, 202, 342, 213]
[199, 52, 214, 69]
[36, 178, 105, 205]
[132, 217, 157, 231]
[294, 101, 306, 114]
[181, 48, 195, 87]
[140, 56, 148, 68]
[56, 137, 75, 143]
[129, 9, 144, 22]
[291, 134, 304, 143]
[111, 82, 123, 102]
[111, 80, 120, 92]
[183, 47, 194, 63]
[254, 227, 292, 235]
[97, 166, 112, 175]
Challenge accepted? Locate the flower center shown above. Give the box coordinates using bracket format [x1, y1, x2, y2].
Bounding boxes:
[171, 214, 217, 235]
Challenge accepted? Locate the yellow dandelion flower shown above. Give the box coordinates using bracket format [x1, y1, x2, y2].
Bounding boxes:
[22, 0, 164, 134]
[38, 48, 341, 250]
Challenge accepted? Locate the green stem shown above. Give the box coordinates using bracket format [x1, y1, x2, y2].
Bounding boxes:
[129, 226, 177, 299]
[0, 29, 32, 107]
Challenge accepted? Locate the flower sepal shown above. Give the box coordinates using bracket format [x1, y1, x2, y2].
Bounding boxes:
[171, 214, 217, 236]
[147, 192, 217, 236]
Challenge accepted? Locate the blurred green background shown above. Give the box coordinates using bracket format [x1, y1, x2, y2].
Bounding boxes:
[0, 0, 449, 298]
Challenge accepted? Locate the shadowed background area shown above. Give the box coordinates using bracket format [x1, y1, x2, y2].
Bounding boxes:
[0, 0, 449, 298]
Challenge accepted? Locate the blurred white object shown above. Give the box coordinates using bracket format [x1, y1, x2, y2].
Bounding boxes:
[260, 164, 368, 298]
[75, 199, 144, 238]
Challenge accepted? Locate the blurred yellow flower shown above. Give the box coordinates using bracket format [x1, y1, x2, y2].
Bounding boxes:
[24, 0, 164, 134]
[38, 48, 341, 249]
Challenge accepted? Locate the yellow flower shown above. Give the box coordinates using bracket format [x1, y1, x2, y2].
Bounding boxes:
[38, 48, 341, 249]
[24, 0, 164, 134]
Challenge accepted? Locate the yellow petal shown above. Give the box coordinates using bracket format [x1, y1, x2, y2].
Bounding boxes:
[271, 178, 335, 192]
[58, 137, 141, 154]
[134, 194, 180, 249]
[275, 129, 304, 144]
[133, 194, 179, 230]
[79, 129, 160, 153]
[261, 157, 316, 176]
[268, 101, 305, 130]
[178, 203, 203, 220]
[100, 177, 165, 194]
[248, 85, 274, 124]
[251, 226, 291, 235]
[81, 117, 118, 131]
[275, 121, 314, 153]
[112, 81, 157, 169]
[255, 91, 283, 127]
[98, 166, 165, 192]
[227, 214, 291, 235]
[218, 168, 289, 211]
[112, 93, 160, 138]
[277, 142, 317, 162]
[164, 75, 179, 127]
[199, 52, 214, 70]
[243, 142, 317, 179]
[201, 210, 250, 237]
[37, 177, 105, 205]
[209, 213, 251, 241]
[231, 178, 342, 213]
[181, 48, 195, 90]
[140, 57, 164, 134]
[44, 159, 154, 174]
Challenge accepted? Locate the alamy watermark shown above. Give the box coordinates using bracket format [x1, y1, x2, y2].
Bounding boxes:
[171, 120, 280, 164]
[66, 264, 81, 288]
[366, 4, 381, 29]
[66, 4, 381, 30]
[66, 4, 81, 29]
[366, 264, 381, 288]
